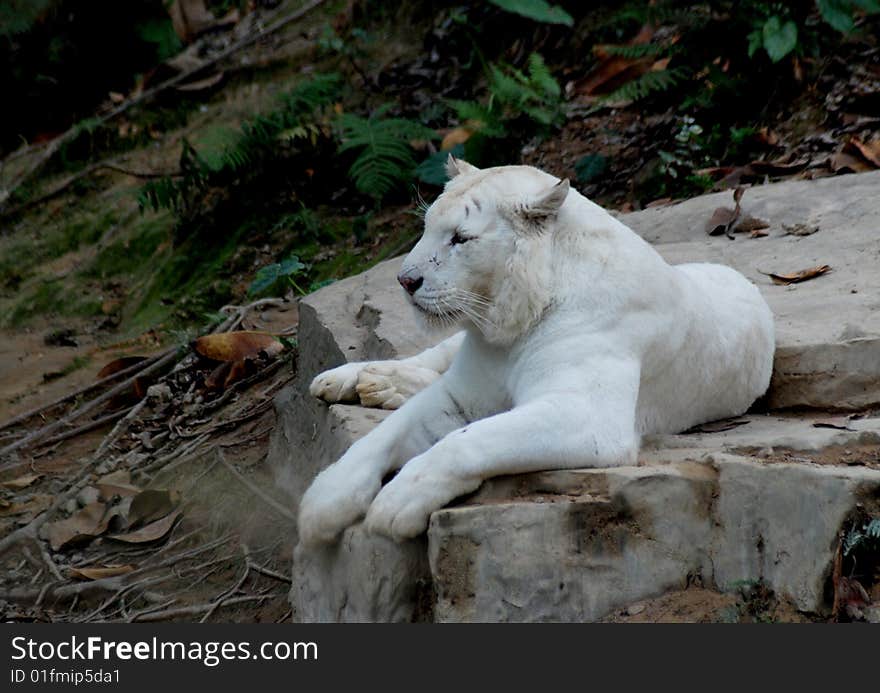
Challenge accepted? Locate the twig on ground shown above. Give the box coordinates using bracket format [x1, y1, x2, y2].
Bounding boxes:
[0, 348, 179, 459]
[214, 449, 296, 523]
[128, 594, 280, 622]
[93, 396, 149, 459]
[0, 349, 173, 434]
[34, 409, 129, 451]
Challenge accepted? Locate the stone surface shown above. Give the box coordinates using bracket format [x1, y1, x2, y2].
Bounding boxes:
[271, 171, 880, 622]
[291, 525, 430, 623]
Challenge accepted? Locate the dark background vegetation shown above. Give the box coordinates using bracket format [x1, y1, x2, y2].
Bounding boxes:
[1, 0, 878, 346]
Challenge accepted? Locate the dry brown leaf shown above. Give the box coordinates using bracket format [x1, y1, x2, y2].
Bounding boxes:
[849, 137, 880, 168]
[733, 215, 770, 234]
[96, 356, 147, 379]
[107, 510, 181, 544]
[837, 576, 871, 620]
[175, 71, 225, 92]
[782, 222, 819, 237]
[706, 186, 744, 238]
[686, 419, 750, 434]
[0, 494, 52, 518]
[47, 502, 112, 550]
[762, 265, 831, 285]
[127, 489, 178, 528]
[440, 126, 475, 151]
[96, 470, 140, 501]
[192, 331, 283, 363]
[69, 565, 135, 581]
[830, 151, 872, 173]
[1, 473, 43, 490]
[575, 25, 655, 97]
[168, 0, 218, 43]
[812, 417, 854, 431]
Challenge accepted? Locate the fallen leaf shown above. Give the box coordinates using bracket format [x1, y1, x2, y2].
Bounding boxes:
[848, 137, 880, 168]
[192, 331, 283, 362]
[96, 470, 140, 500]
[748, 156, 809, 176]
[69, 565, 135, 581]
[440, 126, 475, 151]
[685, 419, 750, 434]
[782, 222, 819, 237]
[837, 576, 871, 621]
[761, 265, 831, 285]
[97, 356, 147, 379]
[575, 25, 655, 96]
[813, 418, 854, 431]
[757, 127, 780, 147]
[47, 502, 112, 550]
[168, 0, 220, 43]
[706, 186, 744, 238]
[0, 494, 52, 518]
[107, 510, 181, 544]
[127, 489, 178, 528]
[733, 215, 770, 234]
[1, 473, 43, 490]
[830, 151, 872, 173]
[175, 71, 225, 92]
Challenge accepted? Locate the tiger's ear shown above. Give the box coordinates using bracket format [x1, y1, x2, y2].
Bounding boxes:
[507, 178, 570, 231]
[445, 155, 480, 180]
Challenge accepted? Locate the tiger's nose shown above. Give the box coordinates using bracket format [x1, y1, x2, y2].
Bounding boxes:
[398, 273, 424, 295]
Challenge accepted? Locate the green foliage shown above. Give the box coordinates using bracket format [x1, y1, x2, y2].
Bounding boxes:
[336, 105, 437, 200]
[136, 18, 182, 62]
[757, 16, 798, 62]
[138, 74, 342, 216]
[415, 144, 465, 186]
[488, 53, 563, 126]
[487, 0, 574, 27]
[0, 0, 53, 38]
[574, 154, 608, 183]
[248, 256, 308, 297]
[818, 0, 880, 33]
[445, 52, 563, 149]
[602, 67, 689, 104]
[600, 43, 670, 59]
[844, 517, 880, 556]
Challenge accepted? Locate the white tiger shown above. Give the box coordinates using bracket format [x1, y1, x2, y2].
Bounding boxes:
[299, 157, 774, 545]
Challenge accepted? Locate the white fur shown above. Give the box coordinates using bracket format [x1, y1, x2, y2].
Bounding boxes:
[300, 159, 774, 545]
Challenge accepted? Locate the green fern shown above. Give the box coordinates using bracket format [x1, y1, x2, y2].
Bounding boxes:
[601, 66, 688, 104]
[138, 74, 341, 215]
[600, 42, 670, 59]
[336, 105, 436, 200]
[453, 52, 563, 134]
[487, 0, 574, 26]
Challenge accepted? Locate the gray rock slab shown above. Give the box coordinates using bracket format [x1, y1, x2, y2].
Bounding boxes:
[428, 456, 880, 621]
[291, 525, 430, 623]
[643, 412, 880, 456]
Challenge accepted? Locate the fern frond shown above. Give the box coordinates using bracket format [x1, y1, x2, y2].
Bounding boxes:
[527, 53, 560, 98]
[448, 100, 507, 137]
[336, 111, 437, 200]
[599, 42, 669, 59]
[601, 67, 688, 104]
